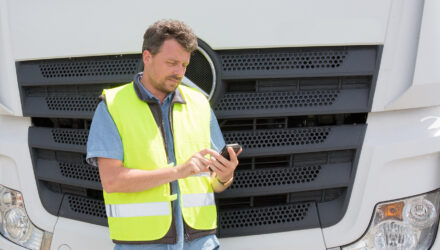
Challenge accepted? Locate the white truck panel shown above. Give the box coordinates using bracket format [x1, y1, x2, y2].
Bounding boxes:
[0, 155, 20, 195]
[430, 228, 440, 249]
[0, 0, 23, 116]
[386, 0, 440, 110]
[371, 0, 424, 112]
[323, 105, 440, 247]
[50, 218, 113, 250]
[0, 236, 27, 250]
[0, 115, 57, 233]
[7, 0, 390, 60]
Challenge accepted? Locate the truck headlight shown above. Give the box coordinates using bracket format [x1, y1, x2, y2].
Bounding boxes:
[0, 184, 52, 250]
[343, 189, 440, 250]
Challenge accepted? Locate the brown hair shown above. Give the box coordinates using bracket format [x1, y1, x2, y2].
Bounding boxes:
[142, 19, 198, 55]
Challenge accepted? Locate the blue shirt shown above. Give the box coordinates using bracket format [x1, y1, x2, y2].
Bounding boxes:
[87, 73, 225, 250]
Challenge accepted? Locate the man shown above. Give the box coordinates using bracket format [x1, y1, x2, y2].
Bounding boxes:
[86, 19, 240, 250]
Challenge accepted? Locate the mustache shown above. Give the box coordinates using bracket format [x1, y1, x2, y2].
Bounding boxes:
[167, 75, 182, 82]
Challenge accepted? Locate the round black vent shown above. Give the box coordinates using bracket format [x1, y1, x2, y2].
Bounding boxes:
[186, 50, 213, 95]
[185, 39, 221, 103]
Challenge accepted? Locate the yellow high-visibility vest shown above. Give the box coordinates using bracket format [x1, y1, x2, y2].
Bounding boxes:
[102, 82, 216, 242]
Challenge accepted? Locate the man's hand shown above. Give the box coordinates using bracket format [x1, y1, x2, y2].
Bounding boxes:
[210, 147, 242, 192]
[176, 149, 217, 179]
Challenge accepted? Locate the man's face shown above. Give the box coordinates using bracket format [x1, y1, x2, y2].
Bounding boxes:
[143, 39, 191, 96]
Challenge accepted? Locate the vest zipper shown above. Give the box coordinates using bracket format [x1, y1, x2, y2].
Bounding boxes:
[156, 104, 170, 164]
[161, 119, 170, 163]
[169, 102, 175, 158]
[156, 103, 173, 204]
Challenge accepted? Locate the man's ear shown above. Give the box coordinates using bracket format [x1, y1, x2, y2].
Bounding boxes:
[142, 50, 152, 65]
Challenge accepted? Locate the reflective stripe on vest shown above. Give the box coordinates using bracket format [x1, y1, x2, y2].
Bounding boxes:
[106, 192, 214, 218]
[182, 193, 215, 208]
[106, 202, 170, 218]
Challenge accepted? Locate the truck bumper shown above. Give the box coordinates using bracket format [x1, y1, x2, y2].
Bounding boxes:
[219, 228, 326, 250]
[50, 218, 113, 250]
[50, 219, 326, 250]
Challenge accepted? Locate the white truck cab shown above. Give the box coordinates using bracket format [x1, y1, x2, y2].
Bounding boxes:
[1, 0, 439, 249]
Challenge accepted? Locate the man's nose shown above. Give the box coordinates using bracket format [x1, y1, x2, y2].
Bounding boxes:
[175, 65, 186, 77]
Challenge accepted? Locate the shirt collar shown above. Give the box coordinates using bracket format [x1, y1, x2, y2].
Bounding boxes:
[133, 72, 186, 105]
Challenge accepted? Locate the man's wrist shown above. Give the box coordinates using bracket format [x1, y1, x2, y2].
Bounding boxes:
[216, 175, 233, 186]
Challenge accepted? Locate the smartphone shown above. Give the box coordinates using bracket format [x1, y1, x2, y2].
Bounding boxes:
[219, 143, 242, 161]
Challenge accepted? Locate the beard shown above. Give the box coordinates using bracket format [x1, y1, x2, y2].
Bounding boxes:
[155, 75, 183, 94]
[166, 75, 183, 86]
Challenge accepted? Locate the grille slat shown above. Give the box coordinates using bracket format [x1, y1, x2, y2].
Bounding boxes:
[52, 129, 89, 146]
[35, 159, 102, 190]
[24, 96, 98, 119]
[59, 194, 107, 226]
[219, 46, 377, 79]
[58, 194, 320, 237]
[217, 163, 351, 199]
[18, 55, 141, 86]
[39, 58, 139, 79]
[28, 125, 364, 157]
[218, 202, 319, 237]
[217, 89, 340, 111]
[215, 88, 369, 118]
[46, 96, 99, 112]
[221, 50, 347, 72]
[223, 125, 365, 157]
[29, 127, 88, 153]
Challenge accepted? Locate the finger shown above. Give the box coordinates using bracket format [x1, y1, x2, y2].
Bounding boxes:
[202, 159, 213, 172]
[194, 159, 209, 172]
[190, 152, 211, 168]
[213, 157, 228, 171]
[212, 162, 234, 183]
[214, 149, 232, 166]
[190, 164, 200, 175]
[201, 166, 211, 172]
[208, 163, 221, 174]
[236, 148, 243, 156]
[227, 147, 239, 163]
[199, 148, 220, 158]
[195, 154, 211, 166]
[209, 159, 226, 174]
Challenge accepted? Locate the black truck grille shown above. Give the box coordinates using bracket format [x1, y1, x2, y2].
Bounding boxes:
[17, 45, 381, 237]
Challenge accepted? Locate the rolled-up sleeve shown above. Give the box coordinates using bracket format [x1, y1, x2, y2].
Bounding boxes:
[210, 109, 226, 152]
[86, 101, 123, 166]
